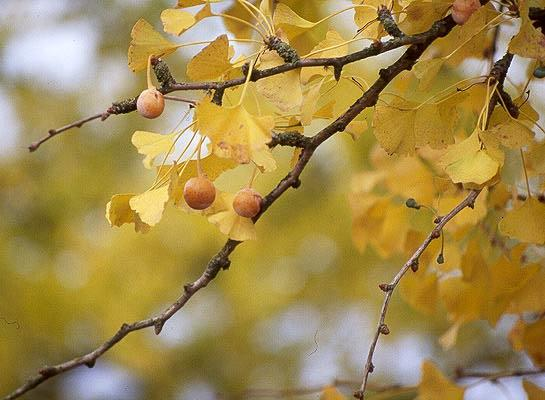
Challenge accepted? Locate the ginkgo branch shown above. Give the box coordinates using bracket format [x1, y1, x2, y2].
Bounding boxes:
[4, 10, 466, 399]
[356, 44, 516, 399]
[29, 16, 460, 152]
[354, 189, 481, 400]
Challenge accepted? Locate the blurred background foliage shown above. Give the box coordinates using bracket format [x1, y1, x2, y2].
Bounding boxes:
[0, 1, 543, 399]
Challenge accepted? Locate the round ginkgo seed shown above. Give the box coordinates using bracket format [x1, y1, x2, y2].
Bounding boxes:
[183, 176, 216, 210]
[136, 88, 165, 119]
[451, 0, 480, 25]
[233, 188, 262, 218]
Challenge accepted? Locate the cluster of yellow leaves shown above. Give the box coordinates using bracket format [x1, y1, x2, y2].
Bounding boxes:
[106, 131, 258, 238]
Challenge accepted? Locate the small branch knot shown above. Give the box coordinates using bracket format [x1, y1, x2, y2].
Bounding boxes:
[266, 36, 300, 63]
[108, 97, 137, 115]
[378, 6, 405, 38]
[379, 283, 393, 292]
[151, 57, 176, 90]
[410, 259, 419, 272]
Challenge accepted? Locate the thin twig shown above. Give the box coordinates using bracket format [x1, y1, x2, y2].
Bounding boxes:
[163, 95, 197, 105]
[457, 368, 545, 384]
[242, 368, 545, 399]
[354, 190, 481, 399]
[28, 112, 110, 152]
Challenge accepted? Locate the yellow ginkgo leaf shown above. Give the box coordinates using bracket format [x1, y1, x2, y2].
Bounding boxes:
[373, 97, 455, 155]
[398, 0, 451, 35]
[161, 9, 196, 36]
[499, 197, 545, 244]
[523, 380, 545, 400]
[132, 131, 177, 169]
[106, 194, 150, 233]
[273, 3, 316, 40]
[353, 0, 387, 40]
[400, 268, 439, 315]
[509, 269, 545, 314]
[129, 185, 170, 226]
[488, 120, 534, 148]
[439, 129, 501, 186]
[222, 1, 253, 39]
[301, 78, 324, 125]
[300, 30, 348, 84]
[128, 18, 180, 72]
[195, 98, 276, 171]
[509, 0, 545, 62]
[207, 192, 257, 241]
[520, 319, 545, 367]
[413, 58, 445, 90]
[435, 5, 499, 64]
[416, 361, 464, 400]
[186, 34, 232, 81]
[256, 50, 302, 112]
[320, 386, 346, 400]
[177, 0, 221, 7]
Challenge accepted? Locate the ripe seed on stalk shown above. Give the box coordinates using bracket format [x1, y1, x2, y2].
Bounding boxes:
[451, 0, 480, 25]
[233, 188, 262, 218]
[183, 176, 216, 210]
[136, 88, 165, 119]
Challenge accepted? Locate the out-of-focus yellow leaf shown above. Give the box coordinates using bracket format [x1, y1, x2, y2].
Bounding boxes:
[487, 251, 539, 325]
[301, 30, 348, 83]
[106, 194, 150, 233]
[196, 97, 276, 171]
[128, 19, 180, 72]
[222, 1, 253, 39]
[320, 386, 346, 400]
[273, 3, 316, 39]
[373, 96, 455, 155]
[527, 141, 545, 175]
[186, 34, 232, 81]
[345, 120, 368, 140]
[399, 0, 450, 35]
[439, 129, 501, 187]
[416, 361, 464, 400]
[256, 50, 302, 112]
[161, 9, 196, 36]
[520, 319, 545, 367]
[400, 268, 439, 315]
[350, 196, 411, 257]
[509, 268, 545, 314]
[523, 380, 545, 400]
[207, 192, 256, 241]
[509, 0, 545, 62]
[488, 120, 534, 148]
[499, 198, 545, 244]
[129, 185, 170, 226]
[132, 130, 177, 169]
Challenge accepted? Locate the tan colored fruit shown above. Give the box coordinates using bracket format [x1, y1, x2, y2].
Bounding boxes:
[233, 188, 262, 218]
[136, 88, 165, 119]
[183, 176, 216, 210]
[451, 0, 480, 25]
